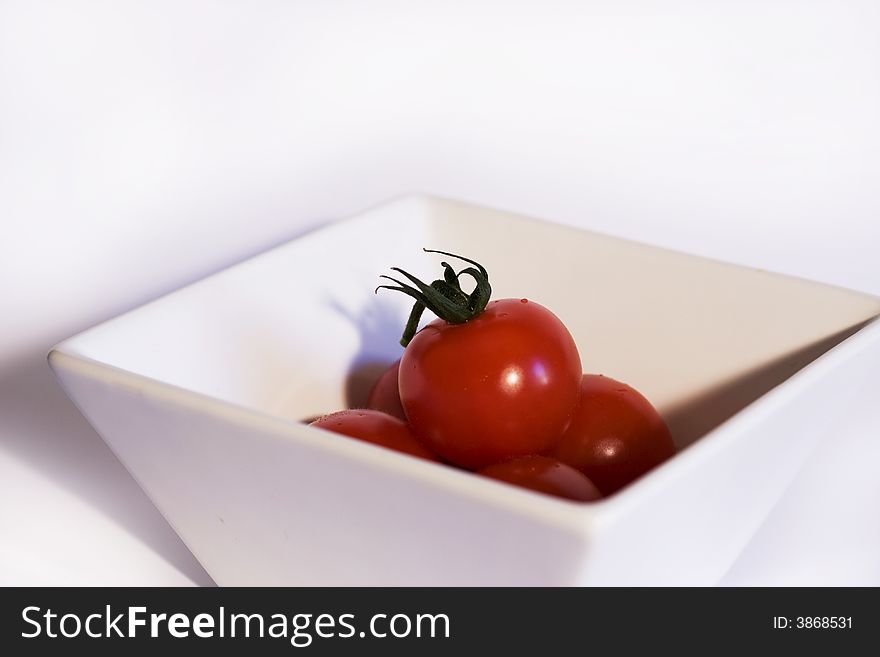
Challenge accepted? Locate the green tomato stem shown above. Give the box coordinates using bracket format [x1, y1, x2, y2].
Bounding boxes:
[376, 249, 493, 347]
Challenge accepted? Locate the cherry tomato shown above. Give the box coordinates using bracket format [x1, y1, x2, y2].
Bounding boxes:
[366, 359, 406, 421]
[478, 456, 601, 502]
[549, 374, 676, 495]
[399, 298, 582, 469]
[310, 409, 439, 462]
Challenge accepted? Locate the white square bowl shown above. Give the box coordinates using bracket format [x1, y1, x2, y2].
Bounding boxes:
[49, 196, 880, 585]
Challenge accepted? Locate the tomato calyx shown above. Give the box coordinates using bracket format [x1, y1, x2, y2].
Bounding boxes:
[377, 249, 493, 346]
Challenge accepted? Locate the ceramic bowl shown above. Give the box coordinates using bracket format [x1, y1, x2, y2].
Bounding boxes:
[50, 196, 880, 585]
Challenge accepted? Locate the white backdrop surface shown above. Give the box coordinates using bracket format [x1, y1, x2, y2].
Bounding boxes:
[1, 0, 878, 585]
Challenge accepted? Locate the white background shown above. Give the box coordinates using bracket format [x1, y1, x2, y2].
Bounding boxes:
[1, 0, 878, 585]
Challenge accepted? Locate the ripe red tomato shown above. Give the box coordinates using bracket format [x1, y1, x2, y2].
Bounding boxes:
[310, 409, 439, 462]
[366, 359, 406, 421]
[549, 374, 676, 495]
[399, 298, 582, 470]
[478, 456, 601, 502]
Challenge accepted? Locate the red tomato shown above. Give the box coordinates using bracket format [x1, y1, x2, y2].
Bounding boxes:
[550, 374, 676, 495]
[366, 359, 406, 421]
[399, 298, 582, 470]
[310, 409, 439, 462]
[478, 456, 601, 502]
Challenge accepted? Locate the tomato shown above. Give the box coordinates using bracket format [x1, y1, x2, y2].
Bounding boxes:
[378, 250, 582, 469]
[549, 374, 676, 495]
[310, 409, 439, 462]
[366, 359, 406, 421]
[478, 456, 601, 502]
[399, 298, 582, 469]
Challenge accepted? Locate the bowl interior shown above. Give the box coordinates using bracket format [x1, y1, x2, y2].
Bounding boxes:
[60, 196, 880, 449]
